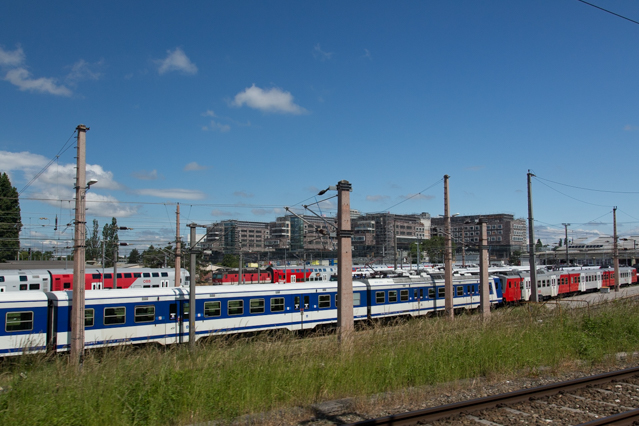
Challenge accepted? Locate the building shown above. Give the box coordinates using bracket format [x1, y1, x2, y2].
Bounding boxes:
[351, 212, 431, 261]
[430, 213, 526, 261]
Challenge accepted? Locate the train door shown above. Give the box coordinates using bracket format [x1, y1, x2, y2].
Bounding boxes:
[293, 294, 312, 330]
[91, 282, 103, 290]
[290, 275, 296, 283]
[167, 300, 188, 344]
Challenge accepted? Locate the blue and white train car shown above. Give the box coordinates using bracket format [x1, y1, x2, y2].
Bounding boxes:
[190, 281, 370, 339]
[0, 291, 49, 356]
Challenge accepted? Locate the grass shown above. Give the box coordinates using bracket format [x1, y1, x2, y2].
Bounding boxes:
[1, 299, 639, 425]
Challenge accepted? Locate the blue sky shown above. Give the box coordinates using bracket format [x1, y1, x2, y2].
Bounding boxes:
[2, 0, 639, 255]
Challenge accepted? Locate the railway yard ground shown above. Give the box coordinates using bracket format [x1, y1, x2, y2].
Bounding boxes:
[2, 286, 639, 426]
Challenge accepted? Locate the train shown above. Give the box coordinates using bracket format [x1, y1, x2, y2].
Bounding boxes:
[211, 265, 338, 284]
[495, 266, 637, 302]
[0, 273, 502, 356]
[0, 268, 188, 292]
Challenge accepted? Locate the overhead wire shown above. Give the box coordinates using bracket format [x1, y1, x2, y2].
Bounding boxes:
[18, 129, 77, 195]
[576, 0, 639, 26]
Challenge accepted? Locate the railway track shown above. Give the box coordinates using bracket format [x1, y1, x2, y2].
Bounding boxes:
[347, 366, 639, 426]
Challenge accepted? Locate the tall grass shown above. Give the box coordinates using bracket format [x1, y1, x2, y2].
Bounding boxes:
[1, 299, 639, 425]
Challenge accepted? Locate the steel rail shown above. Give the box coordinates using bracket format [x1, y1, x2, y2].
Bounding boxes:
[579, 407, 639, 425]
[346, 366, 639, 426]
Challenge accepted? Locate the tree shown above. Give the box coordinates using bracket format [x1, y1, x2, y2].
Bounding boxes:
[421, 236, 446, 263]
[85, 219, 101, 262]
[509, 250, 522, 266]
[127, 248, 140, 264]
[558, 238, 562, 247]
[0, 173, 22, 262]
[220, 254, 239, 268]
[102, 217, 119, 267]
[535, 239, 543, 251]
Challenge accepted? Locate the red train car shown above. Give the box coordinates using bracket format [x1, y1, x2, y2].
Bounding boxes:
[211, 266, 338, 284]
[494, 272, 524, 303]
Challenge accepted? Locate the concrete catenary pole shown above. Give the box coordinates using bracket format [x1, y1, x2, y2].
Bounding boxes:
[113, 241, 118, 289]
[189, 224, 197, 349]
[175, 203, 181, 287]
[444, 175, 454, 319]
[527, 171, 539, 302]
[614, 207, 620, 292]
[337, 180, 354, 343]
[479, 218, 491, 319]
[562, 223, 570, 265]
[71, 124, 88, 365]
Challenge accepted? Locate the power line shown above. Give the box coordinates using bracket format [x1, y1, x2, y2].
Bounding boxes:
[576, 0, 639, 26]
[18, 129, 77, 195]
[535, 175, 639, 194]
[533, 177, 614, 208]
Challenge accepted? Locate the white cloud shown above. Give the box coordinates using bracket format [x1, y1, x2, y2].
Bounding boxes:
[134, 188, 206, 200]
[313, 43, 333, 61]
[202, 110, 216, 117]
[66, 59, 102, 84]
[5, 67, 72, 96]
[184, 162, 208, 171]
[362, 49, 372, 60]
[0, 45, 25, 67]
[132, 169, 160, 180]
[231, 84, 307, 115]
[157, 47, 197, 75]
[202, 120, 230, 132]
[0, 151, 121, 191]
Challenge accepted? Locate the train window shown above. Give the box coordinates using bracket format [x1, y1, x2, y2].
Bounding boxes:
[124, 273, 132, 279]
[354, 292, 361, 306]
[456, 287, 463, 296]
[400, 290, 409, 301]
[117, 274, 122, 279]
[376, 292, 385, 304]
[135, 306, 155, 323]
[228, 300, 244, 316]
[438, 287, 445, 298]
[85, 309, 94, 327]
[143, 273, 151, 278]
[413, 289, 418, 298]
[63, 282, 71, 289]
[19, 276, 27, 282]
[334, 294, 338, 306]
[92, 274, 101, 279]
[428, 288, 435, 298]
[161, 272, 169, 277]
[388, 291, 397, 303]
[143, 285, 150, 288]
[19, 284, 27, 291]
[104, 307, 126, 325]
[134, 273, 141, 278]
[0, 277, 4, 282]
[204, 301, 221, 317]
[104, 274, 112, 279]
[250, 299, 265, 314]
[5, 312, 33, 332]
[319, 294, 331, 308]
[29, 284, 40, 290]
[152, 273, 159, 278]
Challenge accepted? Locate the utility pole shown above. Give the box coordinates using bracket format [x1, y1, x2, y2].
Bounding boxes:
[527, 171, 539, 302]
[337, 180, 354, 343]
[238, 251, 243, 284]
[188, 223, 197, 349]
[444, 175, 453, 320]
[393, 218, 397, 270]
[562, 223, 570, 265]
[113, 243, 118, 289]
[175, 203, 181, 287]
[613, 207, 620, 292]
[479, 218, 490, 319]
[71, 124, 88, 366]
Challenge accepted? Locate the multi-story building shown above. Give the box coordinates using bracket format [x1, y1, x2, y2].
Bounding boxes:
[351, 212, 431, 260]
[430, 214, 526, 261]
[204, 220, 270, 255]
